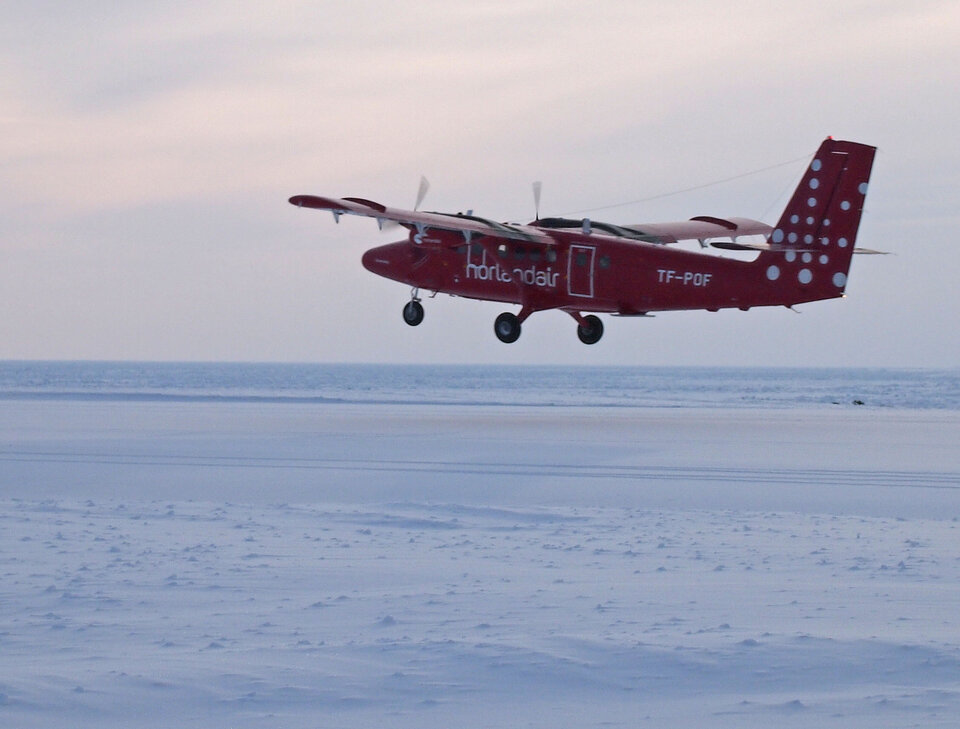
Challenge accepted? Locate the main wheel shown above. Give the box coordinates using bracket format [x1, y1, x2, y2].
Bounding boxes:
[402, 300, 424, 326]
[494, 312, 521, 343]
[577, 315, 603, 344]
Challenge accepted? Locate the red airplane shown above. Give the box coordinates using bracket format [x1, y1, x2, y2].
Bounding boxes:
[290, 138, 877, 344]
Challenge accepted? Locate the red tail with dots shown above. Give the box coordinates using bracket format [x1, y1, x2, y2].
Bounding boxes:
[758, 138, 876, 304]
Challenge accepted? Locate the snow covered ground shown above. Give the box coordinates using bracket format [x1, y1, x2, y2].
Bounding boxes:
[2, 386, 960, 727]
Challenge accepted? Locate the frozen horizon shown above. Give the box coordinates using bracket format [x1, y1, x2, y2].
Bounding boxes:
[2, 364, 959, 726]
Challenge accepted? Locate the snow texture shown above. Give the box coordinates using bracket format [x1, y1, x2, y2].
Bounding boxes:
[1, 364, 959, 727]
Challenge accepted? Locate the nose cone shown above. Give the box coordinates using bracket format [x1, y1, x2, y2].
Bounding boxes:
[362, 240, 411, 283]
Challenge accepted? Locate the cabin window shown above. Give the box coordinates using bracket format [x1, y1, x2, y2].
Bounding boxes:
[545, 249, 557, 263]
[529, 249, 542, 262]
[575, 252, 588, 266]
[471, 243, 484, 256]
[599, 255, 611, 269]
[513, 246, 526, 260]
[497, 243, 508, 257]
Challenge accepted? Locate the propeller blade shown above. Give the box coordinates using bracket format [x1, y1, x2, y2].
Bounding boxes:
[415, 176, 430, 211]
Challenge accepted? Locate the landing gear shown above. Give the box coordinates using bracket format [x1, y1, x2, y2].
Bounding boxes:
[577, 314, 604, 345]
[493, 310, 602, 344]
[494, 312, 521, 343]
[402, 299, 424, 326]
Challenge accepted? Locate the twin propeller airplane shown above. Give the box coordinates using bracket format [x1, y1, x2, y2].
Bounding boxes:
[290, 138, 878, 344]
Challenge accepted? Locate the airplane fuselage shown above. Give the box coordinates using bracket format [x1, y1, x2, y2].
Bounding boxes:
[362, 227, 838, 318]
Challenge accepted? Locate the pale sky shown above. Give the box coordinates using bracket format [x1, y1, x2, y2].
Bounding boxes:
[2, 0, 959, 366]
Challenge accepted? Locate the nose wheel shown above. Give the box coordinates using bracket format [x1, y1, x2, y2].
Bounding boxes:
[402, 299, 424, 326]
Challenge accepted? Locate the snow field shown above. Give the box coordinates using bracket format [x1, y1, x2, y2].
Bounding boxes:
[2, 391, 959, 727]
[2, 499, 960, 728]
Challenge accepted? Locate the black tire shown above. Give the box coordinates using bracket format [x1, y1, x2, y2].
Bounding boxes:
[494, 312, 521, 343]
[577, 315, 603, 344]
[402, 300, 424, 326]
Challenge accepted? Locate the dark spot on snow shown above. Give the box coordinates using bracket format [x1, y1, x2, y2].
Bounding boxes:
[776, 699, 806, 711]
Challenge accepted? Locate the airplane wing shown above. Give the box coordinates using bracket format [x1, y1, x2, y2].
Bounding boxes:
[289, 195, 557, 246]
[710, 240, 889, 255]
[632, 215, 887, 254]
[290, 195, 787, 250]
[622, 216, 773, 244]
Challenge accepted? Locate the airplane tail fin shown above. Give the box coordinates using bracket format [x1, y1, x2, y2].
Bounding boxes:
[760, 138, 876, 302]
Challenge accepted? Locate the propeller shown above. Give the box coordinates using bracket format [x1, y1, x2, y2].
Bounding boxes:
[378, 176, 429, 233]
[415, 175, 430, 211]
[532, 181, 542, 221]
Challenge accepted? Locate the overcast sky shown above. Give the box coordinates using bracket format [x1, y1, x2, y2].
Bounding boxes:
[2, 1, 958, 366]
